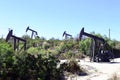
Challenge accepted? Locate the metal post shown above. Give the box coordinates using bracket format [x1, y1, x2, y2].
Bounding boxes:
[24, 42, 26, 50]
[93, 39, 96, 61]
[14, 38, 16, 50]
[17, 40, 19, 50]
[31, 32, 34, 39]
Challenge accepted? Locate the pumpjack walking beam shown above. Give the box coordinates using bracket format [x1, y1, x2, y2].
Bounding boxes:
[79, 28, 105, 43]
[6, 30, 26, 50]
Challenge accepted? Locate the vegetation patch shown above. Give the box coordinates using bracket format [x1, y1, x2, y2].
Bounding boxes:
[60, 58, 87, 76]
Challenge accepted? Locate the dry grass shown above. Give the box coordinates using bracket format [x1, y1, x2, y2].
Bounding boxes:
[109, 73, 120, 80]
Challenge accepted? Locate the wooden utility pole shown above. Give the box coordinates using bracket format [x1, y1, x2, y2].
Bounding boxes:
[109, 28, 110, 40]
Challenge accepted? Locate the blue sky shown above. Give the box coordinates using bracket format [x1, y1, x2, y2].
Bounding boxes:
[0, 0, 120, 40]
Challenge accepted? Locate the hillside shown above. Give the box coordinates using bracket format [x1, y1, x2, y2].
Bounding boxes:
[0, 33, 120, 80]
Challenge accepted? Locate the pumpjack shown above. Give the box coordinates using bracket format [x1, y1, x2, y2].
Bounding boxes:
[26, 26, 38, 39]
[63, 31, 72, 39]
[6, 30, 26, 51]
[78, 28, 114, 62]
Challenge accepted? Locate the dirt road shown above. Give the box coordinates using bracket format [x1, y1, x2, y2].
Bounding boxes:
[78, 58, 120, 80]
[62, 58, 120, 80]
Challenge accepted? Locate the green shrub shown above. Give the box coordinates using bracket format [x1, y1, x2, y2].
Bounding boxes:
[79, 38, 91, 55]
[0, 50, 63, 80]
[60, 58, 86, 75]
[42, 41, 50, 50]
[27, 47, 39, 54]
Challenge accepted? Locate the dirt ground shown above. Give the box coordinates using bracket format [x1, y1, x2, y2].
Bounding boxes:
[61, 58, 120, 80]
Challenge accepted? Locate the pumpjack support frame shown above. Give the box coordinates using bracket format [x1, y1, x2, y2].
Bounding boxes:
[6, 30, 26, 51]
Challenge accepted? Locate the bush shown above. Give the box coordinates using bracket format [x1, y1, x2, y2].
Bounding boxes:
[60, 58, 86, 75]
[79, 38, 91, 55]
[27, 47, 39, 54]
[0, 48, 63, 80]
